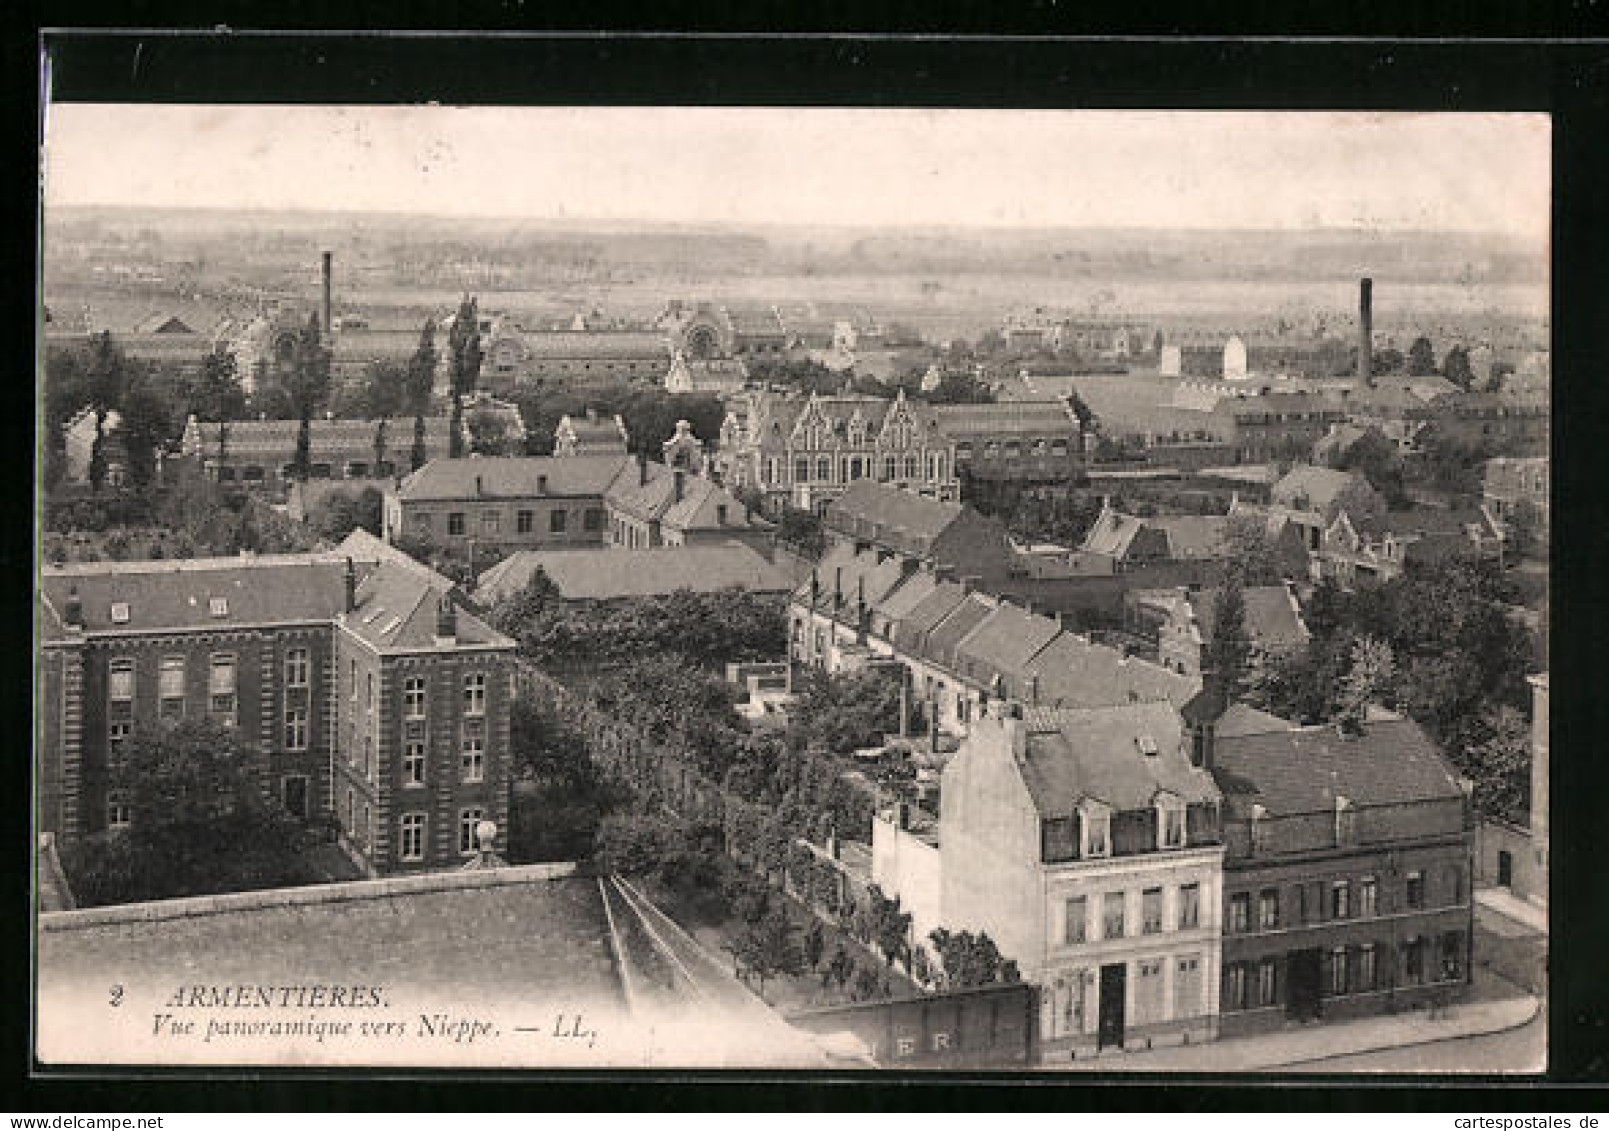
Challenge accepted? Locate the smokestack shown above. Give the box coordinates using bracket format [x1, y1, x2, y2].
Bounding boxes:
[1358, 277, 1373, 388]
[322, 251, 333, 343]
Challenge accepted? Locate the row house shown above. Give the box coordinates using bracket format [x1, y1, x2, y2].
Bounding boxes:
[715, 391, 961, 514]
[36, 551, 514, 873]
[790, 540, 1197, 739]
[182, 415, 455, 488]
[823, 481, 1018, 590]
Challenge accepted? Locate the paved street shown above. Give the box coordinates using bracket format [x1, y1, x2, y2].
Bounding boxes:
[1282, 1001, 1545, 1074]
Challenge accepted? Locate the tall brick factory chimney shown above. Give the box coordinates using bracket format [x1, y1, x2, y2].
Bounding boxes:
[1358, 276, 1373, 387]
[321, 250, 334, 344]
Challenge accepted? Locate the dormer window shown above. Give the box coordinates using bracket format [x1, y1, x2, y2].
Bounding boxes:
[1157, 795, 1187, 850]
[110, 602, 130, 624]
[1079, 801, 1111, 858]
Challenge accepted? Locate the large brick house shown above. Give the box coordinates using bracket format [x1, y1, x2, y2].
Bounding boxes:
[36, 551, 514, 874]
[1202, 692, 1476, 1038]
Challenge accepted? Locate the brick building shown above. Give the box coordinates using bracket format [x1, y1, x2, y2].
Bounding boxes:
[36, 551, 514, 874]
[932, 400, 1087, 484]
[385, 456, 631, 552]
[1202, 693, 1476, 1038]
[183, 415, 455, 489]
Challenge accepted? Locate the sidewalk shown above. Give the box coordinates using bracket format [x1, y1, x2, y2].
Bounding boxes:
[1041, 993, 1539, 1072]
[1476, 887, 1548, 935]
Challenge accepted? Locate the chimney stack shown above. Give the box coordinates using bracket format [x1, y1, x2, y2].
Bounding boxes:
[435, 592, 457, 642]
[638, 450, 649, 486]
[344, 557, 357, 613]
[322, 251, 333, 344]
[1358, 277, 1374, 388]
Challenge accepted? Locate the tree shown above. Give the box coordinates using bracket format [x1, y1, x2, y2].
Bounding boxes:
[84, 332, 129, 493]
[406, 318, 438, 470]
[729, 906, 803, 996]
[1445, 704, 1531, 825]
[802, 918, 827, 971]
[1338, 431, 1410, 509]
[116, 378, 171, 490]
[1442, 344, 1474, 391]
[192, 348, 248, 422]
[1223, 512, 1284, 585]
[1504, 499, 1544, 561]
[281, 314, 332, 480]
[447, 297, 483, 457]
[1407, 336, 1437, 377]
[63, 718, 317, 907]
[309, 486, 383, 540]
[1336, 635, 1397, 735]
[927, 928, 1023, 990]
[1204, 570, 1252, 696]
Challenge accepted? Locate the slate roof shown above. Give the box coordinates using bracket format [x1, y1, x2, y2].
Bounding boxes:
[397, 456, 634, 502]
[343, 559, 511, 653]
[519, 331, 669, 359]
[800, 546, 913, 619]
[475, 543, 794, 605]
[825, 482, 966, 555]
[604, 469, 768, 534]
[39, 556, 348, 637]
[1016, 701, 1221, 816]
[867, 568, 939, 633]
[931, 400, 1077, 437]
[1213, 717, 1466, 817]
[185, 417, 454, 463]
[1081, 509, 1229, 561]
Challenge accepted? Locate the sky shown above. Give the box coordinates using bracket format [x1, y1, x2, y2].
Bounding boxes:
[42, 105, 1550, 240]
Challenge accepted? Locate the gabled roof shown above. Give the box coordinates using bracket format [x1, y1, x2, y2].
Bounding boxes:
[799, 545, 913, 617]
[477, 544, 794, 605]
[604, 468, 766, 534]
[518, 331, 670, 359]
[953, 603, 1062, 687]
[825, 482, 967, 556]
[1213, 717, 1466, 817]
[1021, 632, 1199, 711]
[931, 400, 1077, 437]
[867, 567, 939, 629]
[185, 417, 454, 463]
[887, 580, 970, 650]
[397, 456, 634, 502]
[39, 555, 349, 636]
[922, 593, 997, 668]
[1185, 586, 1308, 652]
[1015, 701, 1221, 816]
[1271, 465, 1367, 511]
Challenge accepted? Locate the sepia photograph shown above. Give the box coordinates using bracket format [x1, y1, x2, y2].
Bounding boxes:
[34, 81, 1550, 1075]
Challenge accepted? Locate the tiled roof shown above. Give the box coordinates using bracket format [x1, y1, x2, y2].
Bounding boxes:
[476, 544, 794, 604]
[922, 593, 996, 669]
[1187, 586, 1308, 651]
[887, 581, 970, 651]
[397, 456, 633, 502]
[344, 559, 511, 653]
[1272, 465, 1364, 510]
[1213, 717, 1466, 816]
[39, 556, 349, 635]
[825, 482, 965, 555]
[953, 603, 1062, 687]
[1016, 701, 1221, 816]
[1021, 632, 1198, 711]
[1148, 516, 1232, 559]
